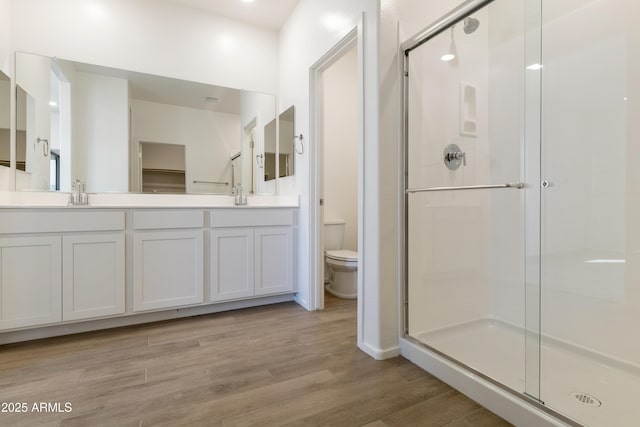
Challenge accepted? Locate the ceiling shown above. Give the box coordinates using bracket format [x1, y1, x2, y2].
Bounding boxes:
[164, 0, 299, 31]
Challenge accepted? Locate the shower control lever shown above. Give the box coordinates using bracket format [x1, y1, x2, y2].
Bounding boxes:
[443, 143, 466, 170]
[446, 151, 466, 165]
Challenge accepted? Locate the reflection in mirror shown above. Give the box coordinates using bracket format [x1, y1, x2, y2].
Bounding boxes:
[278, 106, 294, 177]
[140, 142, 186, 193]
[264, 118, 276, 181]
[14, 52, 275, 194]
[15, 86, 29, 172]
[0, 70, 10, 169]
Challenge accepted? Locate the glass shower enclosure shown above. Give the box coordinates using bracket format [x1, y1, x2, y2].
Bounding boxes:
[402, 0, 640, 425]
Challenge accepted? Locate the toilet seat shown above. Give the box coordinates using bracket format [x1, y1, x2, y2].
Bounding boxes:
[326, 249, 357, 263]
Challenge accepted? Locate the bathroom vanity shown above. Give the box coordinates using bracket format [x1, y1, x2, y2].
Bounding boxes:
[0, 51, 301, 344]
[0, 194, 298, 344]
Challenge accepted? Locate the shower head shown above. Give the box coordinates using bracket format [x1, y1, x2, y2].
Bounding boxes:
[463, 17, 480, 34]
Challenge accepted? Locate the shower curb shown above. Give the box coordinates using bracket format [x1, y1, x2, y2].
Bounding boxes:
[400, 338, 576, 427]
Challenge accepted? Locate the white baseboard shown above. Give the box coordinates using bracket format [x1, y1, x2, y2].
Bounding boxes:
[293, 294, 310, 310]
[358, 340, 401, 360]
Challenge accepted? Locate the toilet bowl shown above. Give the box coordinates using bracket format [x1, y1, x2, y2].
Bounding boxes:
[325, 249, 358, 299]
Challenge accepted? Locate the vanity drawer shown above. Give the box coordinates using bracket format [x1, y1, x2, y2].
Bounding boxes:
[133, 209, 204, 230]
[0, 211, 125, 234]
[209, 209, 296, 228]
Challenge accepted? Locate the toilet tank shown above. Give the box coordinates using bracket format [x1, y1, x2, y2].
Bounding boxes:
[324, 219, 346, 251]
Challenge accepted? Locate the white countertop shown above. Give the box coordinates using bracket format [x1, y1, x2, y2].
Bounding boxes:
[0, 192, 299, 209]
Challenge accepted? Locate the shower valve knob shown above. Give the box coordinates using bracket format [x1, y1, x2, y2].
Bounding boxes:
[443, 144, 466, 170]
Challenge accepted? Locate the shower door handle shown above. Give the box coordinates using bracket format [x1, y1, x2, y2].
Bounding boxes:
[406, 182, 525, 193]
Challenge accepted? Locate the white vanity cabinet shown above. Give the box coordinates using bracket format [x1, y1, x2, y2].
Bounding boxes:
[209, 227, 255, 301]
[209, 209, 296, 302]
[254, 226, 294, 296]
[0, 236, 62, 329]
[62, 233, 125, 321]
[132, 210, 204, 312]
[0, 203, 298, 343]
[0, 211, 125, 329]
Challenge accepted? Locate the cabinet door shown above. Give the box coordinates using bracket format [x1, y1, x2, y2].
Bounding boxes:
[133, 230, 203, 312]
[254, 227, 294, 296]
[0, 236, 62, 330]
[62, 233, 125, 321]
[210, 228, 254, 302]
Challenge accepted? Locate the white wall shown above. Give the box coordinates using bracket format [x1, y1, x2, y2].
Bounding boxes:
[279, 0, 402, 359]
[131, 99, 240, 195]
[74, 72, 129, 192]
[323, 47, 358, 252]
[10, 0, 278, 95]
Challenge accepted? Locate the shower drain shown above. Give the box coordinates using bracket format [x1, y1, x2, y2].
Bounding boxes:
[571, 392, 602, 407]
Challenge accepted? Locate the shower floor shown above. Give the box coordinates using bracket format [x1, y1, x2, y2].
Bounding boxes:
[416, 319, 640, 426]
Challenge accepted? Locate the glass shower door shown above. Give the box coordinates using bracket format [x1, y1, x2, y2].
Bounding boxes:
[404, 0, 542, 399]
[539, 0, 640, 424]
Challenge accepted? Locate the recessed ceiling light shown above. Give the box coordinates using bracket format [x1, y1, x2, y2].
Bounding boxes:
[49, 101, 58, 107]
[205, 96, 220, 103]
[241, 0, 255, 3]
[440, 53, 455, 62]
[526, 63, 543, 70]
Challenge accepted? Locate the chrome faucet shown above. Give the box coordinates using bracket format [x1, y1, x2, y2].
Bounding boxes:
[69, 179, 88, 206]
[234, 185, 247, 206]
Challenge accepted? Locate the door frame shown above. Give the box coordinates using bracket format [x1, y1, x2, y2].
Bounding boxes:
[309, 14, 365, 324]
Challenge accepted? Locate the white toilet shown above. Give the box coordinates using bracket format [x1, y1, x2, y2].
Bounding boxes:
[324, 219, 358, 299]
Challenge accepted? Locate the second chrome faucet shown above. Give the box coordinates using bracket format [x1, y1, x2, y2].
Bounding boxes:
[69, 179, 88, 206]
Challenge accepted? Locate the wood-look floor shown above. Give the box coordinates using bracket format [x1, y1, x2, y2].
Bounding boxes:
[0, 293, 512, 427]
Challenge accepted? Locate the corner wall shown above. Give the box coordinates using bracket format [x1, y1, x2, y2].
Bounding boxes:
[278, 0, 403, 359]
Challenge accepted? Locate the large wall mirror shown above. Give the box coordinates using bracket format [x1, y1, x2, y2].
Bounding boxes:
[0, 70, 10, 169]
[14, 52, 275, 194]
[263, 105, 295, 182]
